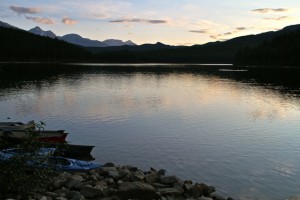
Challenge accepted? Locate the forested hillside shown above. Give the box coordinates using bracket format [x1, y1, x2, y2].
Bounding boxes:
[235, 30, 300, 66]
[0, 27, 91, 62]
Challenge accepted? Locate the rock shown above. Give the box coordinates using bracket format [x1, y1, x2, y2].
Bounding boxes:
[104, 188, 118, 196]
[53, 179, 65, 189]
[118, 182, 156, 200]
[130, 170, 145, 181]
[117, 180, 124, 185]
[54, 188, 70, 198]
[74, 181, 94, 190]
[80, 185, 104, 198]
[104, 162, 116, 167]
[184, 180, 193, 184]
[200, 183, 215, 196]
[102, 177, 115, 185]
[102, 167, 118, 172]
[39, 196, 48, 200]
[95, 181, 108, 190]
[197, 197, 213, 200]
[186, 184, 203, 198]
[65, 175, 83, 189]
[70, 195, 86, 200]
[43, 192, 58, 198]
[160, 176, 180, 185]
[145, 173, 158, 184]
[118, 168, 131, 179]
[183, 183, 193, 191]
[157, 188, 184, 196]
[55, 198, 67, 200]
[65, 191, 81, 199]
[157, 169, 166, 176]
[212, 194, 226, 200]
[108, 170, 120, 179]
[152, 183, 170, 189]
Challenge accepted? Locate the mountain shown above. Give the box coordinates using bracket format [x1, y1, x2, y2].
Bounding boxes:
[235, 29, 300, 66]
[102, 39, 136, 47]
[86, 42, 181, 54]
[90, 24, 300, 63]
[60, 34, 106, 47]
[28, 26, 56, 38]
[0, 26, 91, 62]
[60, 34, 137, 47]
[0, 21, 19, 29]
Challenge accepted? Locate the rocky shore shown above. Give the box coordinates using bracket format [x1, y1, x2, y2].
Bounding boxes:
[6, 163, 233, 200]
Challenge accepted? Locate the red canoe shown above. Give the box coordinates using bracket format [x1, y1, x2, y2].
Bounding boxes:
[0, 130, 68, 143]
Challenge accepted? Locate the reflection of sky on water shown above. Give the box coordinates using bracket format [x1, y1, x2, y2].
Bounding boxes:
[1, 71, 300, 200]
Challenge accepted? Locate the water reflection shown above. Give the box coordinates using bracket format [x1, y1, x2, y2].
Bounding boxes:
[1, 64, 300, 200]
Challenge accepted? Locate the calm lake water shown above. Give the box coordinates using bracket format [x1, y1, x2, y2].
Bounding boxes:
[1, 63, 300, 199]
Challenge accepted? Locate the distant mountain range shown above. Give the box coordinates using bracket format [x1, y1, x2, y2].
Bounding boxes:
[1, 20, 300, 65]
[27, 26, 136, 47]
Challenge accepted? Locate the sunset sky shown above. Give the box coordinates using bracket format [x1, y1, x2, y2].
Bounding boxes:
[1, 0, 300, 45]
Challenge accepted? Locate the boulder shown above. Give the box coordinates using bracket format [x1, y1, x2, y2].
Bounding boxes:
[200, 183, 215, 196]
[80, 185, 104, 198]
[65, 191, 81, 199]
[212, 194, 226, 200]
[157, 169, 166, 176]
[65, 175, 83, 189]
[157, 188, 184, 196]
[160, 176, 180, 185]
[186, 184, 203, 198]
[118, 182, 156, 200]
[74, 181, 94, 190]
[145, 173, 159, 184]
[43, 192, 58, 198]
[152, 183, 170, 189]
[130, 170, 145, 182]
[103, 162, 116, 167]
[55, 198, 67, 200]
[108, 170, 120, 179]
[53, 179, 65, 189]
[118, 168, 131, 179]
[197, 197, 213, 200]
[54, 188, 70, 198]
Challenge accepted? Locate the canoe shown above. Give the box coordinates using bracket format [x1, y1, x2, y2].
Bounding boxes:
[46, 143, 95, 156]
[0, 148, 102, 172]
[45, 156, 102, 172]
[0, 120, 35, 130]
[0, 130, 68, 143]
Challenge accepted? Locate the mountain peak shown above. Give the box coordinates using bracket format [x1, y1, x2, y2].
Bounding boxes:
[32, 26, 42, 30]
[28, 26, 56, 38]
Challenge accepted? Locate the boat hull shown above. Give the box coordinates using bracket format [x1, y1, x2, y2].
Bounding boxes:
[0, 130, 68, 143]
[0, 120, 35, 130]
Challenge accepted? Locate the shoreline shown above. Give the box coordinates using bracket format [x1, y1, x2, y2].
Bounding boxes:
[5, 162, 233, 200]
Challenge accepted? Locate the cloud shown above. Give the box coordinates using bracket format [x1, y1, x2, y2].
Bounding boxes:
[252, 8, 288, 13]
[62, 17, 78, 25]
[210, 27, 249, 40]
[110, 18, 167, 24]
[189, 29, 210, 34]
[10, 5, 41, 14]
[26, 16, 55, 25]
[264, 16, 289, 21]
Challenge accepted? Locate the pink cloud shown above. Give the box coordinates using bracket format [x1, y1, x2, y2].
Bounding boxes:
[62, 17, 78, 25]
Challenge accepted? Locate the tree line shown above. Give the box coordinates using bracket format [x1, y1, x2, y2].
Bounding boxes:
[235, 30, 300, 66]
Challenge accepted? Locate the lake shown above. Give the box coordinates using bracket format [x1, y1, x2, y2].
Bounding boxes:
[1, 63, 300, 199]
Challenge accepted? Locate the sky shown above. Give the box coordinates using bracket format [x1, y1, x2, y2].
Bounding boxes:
[1, 0, 300, 45]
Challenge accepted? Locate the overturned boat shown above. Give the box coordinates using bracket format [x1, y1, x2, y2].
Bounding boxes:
[0, 120, 35, 130]
[0, 129, 68, 143]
